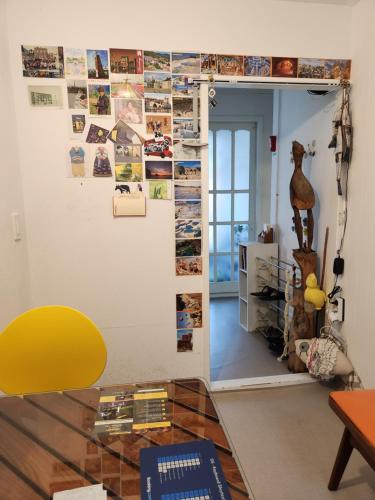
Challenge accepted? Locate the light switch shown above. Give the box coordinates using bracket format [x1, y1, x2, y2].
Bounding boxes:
[11, 212, 21, 241]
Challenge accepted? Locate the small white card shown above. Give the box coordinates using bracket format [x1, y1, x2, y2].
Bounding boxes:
[53, 484, 107, 499]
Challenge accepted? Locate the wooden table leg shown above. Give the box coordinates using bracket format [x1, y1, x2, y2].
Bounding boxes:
[328, 428, 354, 490]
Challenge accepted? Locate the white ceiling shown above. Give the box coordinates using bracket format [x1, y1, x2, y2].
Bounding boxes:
[275, 0, 360, 5]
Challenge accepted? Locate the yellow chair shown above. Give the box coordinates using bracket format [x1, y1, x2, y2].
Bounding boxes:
[0, 305, 107, 395]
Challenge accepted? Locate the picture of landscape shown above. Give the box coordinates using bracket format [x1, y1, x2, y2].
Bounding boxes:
[115, 163, 143, 182]
[173, 118, 199, 140]
[176, 257, 202, 276]
[145, 93, 172, 113]
[177, 311, 202, 329]
[172, 53, 201, 74]
[272, 57, 298, 78]
[175, 219, 202, 239]
[174, 161, 201, 180]
[244, 56, 271, 77]
[110, 48, 143, 74]
[111, 76, 144, 99]
[201, 54, 217, 74]
[173, 97, 199, 118]
[115, 98, 143, 124]
[145, 161, 173, 180]
[175, 181, 201, 200]
[67, 80, 88, 109]
[146, 115, 172, 135]
[144, 51, 171, 72]
[114, 144, 142, 163]
[175, 239, 201, 257]
[217, 55, 244, 76]
[144, 72, 171, 94]
[298, 58, 325, 79]
[86, 49, 109, 79]
[175, 200, 201, 219]
[172, 74, 198, 97]
[324, 59, 351, 80]
[177, 329, 193, 352]
[148, 180, 171, 200]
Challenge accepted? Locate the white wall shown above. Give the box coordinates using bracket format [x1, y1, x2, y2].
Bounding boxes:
[4, 0, 352, 385]
[0, 0, 30, 329]
[210, 89, 274, 234]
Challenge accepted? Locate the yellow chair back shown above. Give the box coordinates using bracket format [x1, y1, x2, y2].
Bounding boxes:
[0, 306, 107, 395]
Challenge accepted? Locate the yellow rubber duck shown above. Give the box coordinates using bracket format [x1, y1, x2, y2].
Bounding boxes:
[304, 273, 326, 310]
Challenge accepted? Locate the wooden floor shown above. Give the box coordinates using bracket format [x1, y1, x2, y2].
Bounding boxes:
[210, 296, 290, 381]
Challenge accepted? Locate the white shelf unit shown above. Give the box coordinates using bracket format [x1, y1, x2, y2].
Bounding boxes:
[238, 242, 278, 331]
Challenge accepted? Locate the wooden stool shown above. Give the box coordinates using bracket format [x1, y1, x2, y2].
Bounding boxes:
[328, 390, 375, 490]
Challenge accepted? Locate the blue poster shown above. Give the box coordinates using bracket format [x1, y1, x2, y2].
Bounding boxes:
[140, 440, 232, 499]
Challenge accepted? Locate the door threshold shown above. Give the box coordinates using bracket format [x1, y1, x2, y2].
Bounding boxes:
[210, 373, 316, 392]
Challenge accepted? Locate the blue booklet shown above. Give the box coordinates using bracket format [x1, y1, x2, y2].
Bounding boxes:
[140, 440, 232, 500]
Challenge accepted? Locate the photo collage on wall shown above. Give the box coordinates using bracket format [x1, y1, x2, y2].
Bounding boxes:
[176, 293, 202, 352]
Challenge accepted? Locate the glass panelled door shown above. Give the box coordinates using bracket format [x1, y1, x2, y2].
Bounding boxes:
[209, 121, 256, 294]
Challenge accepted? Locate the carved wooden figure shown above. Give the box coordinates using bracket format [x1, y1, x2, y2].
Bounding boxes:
[290, 141, 315, 252]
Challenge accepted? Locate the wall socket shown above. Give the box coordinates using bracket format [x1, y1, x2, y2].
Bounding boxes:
[328, 297, 345, 323]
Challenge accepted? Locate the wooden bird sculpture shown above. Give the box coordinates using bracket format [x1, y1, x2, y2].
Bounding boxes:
[290, 141, 315, 252]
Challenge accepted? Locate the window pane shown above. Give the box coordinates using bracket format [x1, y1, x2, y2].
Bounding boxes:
[209, 255, 214, 282]
[234, 254, 239, 281]
[209, 129, 213, 190]
[209, 193, 213, 222]
[216, 193, 231, 222]
[234, 224, 249, 251]
[216, 255, 231, 282]
[234, 193, 249, 221]
[209, 224, 214, 253]
[217, 225, 231, 253]
[216, 129, 231, 190]
[235, 130, 250, 190]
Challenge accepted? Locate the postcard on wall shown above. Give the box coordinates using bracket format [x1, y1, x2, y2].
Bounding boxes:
[271, 57, 298, 78]
[113, 193, 146, 217]
[114, 98, 143, 124]
[115, 163, 143, 182]
[173, 97, 199, 118]
[175, 200, 201, 219]
[174, 181, 201, 200]
[177, 329, 193, 352]
[172, 74, 198, 97]
[90, 145, 112, 177]
[67, 142, 88, 178]
[297, 58, 325, 79]
[145, 93, 172, 114]
[145, 160, 173, 180]
[201, 54, 217, 74]
[115, 182, 144, 195]
[146, 115, 172, 136]
[148, 180, 172, 200]
[28, 85, 63, 108]
[67, 79, 88, 109]
[176, 256, 202, 276]
[70, 112, 86, 136]
[174, 161, 201, 180]
[173, 140, 201, 160]
[86, 49, 109, 79]
[88, 83, 111, 116]
[175, 219, 202, 239]
[175, 239, 201, 257]
[144, 72, 172, 94]
[110, 48, 143, 74]
[217, 55, 244, 76]
[144, 135, 173, 160]
[111, 75, 144, 99]
[173, 118, 200, 140]
[114, 143, 142, 163]
[172, 52, 201, 74]
[144, 51, 171, 72]
[21, 45, 64, 78]
[177, 311, 202, 329]
[176, 293, 203, 329]
[86, 123, 109, 143]
[324, 59, 351, 80]
[244, 56, 271, 77]
[107, 120, 145, 145]
[64, 48, 87, 78]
